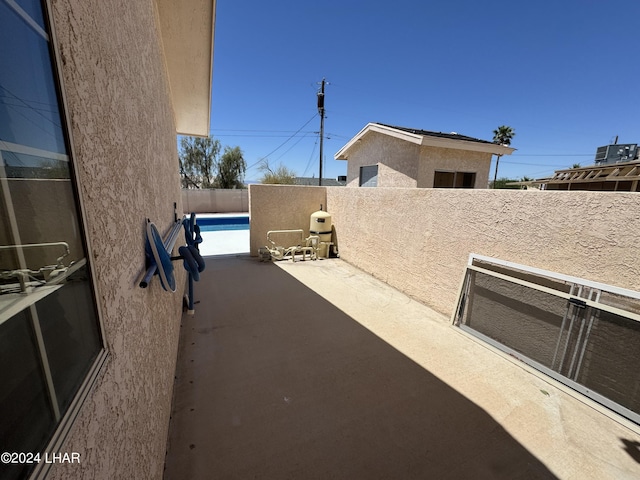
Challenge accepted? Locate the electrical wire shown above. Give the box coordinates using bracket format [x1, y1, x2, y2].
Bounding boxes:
[302, 138, 319, 177]
[273, 133, 315, 162]
[246, 113, 318, 170]
[0, 84, 61, 129]
[511, 153, 592, 157]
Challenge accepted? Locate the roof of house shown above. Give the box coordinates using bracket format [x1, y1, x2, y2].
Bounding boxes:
[294, 177, 346, 186]
[334, 123, 515, 160]
[377, 124, 496, 145]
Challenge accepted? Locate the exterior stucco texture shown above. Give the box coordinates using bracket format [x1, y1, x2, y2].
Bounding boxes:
[48, 1, 185, 479]
[342, 132, 493, 189]
[182, 188, 249, 213]
[417, 146, 492, 188]
[249, 184, 326, 256]
[326, 188, 640, 316]
[344, 132, 419, 188]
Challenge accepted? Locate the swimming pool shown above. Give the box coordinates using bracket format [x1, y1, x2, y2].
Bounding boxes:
[196, 215, 250, 232]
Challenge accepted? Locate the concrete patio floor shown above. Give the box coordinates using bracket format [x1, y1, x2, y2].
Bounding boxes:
[164, 255, 640, 479]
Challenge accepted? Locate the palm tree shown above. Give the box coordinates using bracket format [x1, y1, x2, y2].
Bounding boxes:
[492, 125, 515, 188]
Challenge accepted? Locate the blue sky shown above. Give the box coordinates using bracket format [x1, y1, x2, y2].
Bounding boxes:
[209, 0, 640, 183]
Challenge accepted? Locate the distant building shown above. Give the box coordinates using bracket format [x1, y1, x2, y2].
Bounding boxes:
[545, 160, 640, 191]
[594, 143, 638, 166]
[534, 142, 640, 192]
[334, 123, 514, 188]
[294, 176, 346, 186]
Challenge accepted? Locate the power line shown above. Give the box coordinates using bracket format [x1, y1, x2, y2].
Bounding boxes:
[246, 113, 318, 170]
[273, 132, 313, 162]
[0, 84, 61, 129]
[211, 133, 317, 138]
[500, 161, 579, 167]
[212, 128, 317, 133]
[511, 153, 592, 157]
[302, 138, 319, 177]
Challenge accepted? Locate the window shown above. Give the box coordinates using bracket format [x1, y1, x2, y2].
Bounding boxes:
[0, 2, 105, 479]
[433, 171, 476, 188]
[359, 165, 378, 187]
[454, 254, 640, 425]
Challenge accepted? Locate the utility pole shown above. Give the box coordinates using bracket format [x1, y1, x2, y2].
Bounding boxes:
[317, 78, 326, 186]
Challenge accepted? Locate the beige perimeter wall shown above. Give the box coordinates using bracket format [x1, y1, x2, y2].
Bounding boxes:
[327, 188, 640, 316]
[49, 1, 185, 479]
[249, 185, 326, 255]
[182, 188, 249, 213]
[251, 185, 640, 317]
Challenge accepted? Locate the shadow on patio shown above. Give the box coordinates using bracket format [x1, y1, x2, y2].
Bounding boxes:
[163, 255, 556, 479]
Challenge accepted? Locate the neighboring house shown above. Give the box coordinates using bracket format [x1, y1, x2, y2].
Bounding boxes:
[504, 178, 552, 190]
[516, 143, 640, 192]
[294, 176, 347, 186]
[334, 123, 514, 188]
[545, 159, 640, 191]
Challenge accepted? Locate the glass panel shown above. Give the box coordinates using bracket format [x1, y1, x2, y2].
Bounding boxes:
[0, 309, 54, 480]
[461, 172, 476, 188]
[462, 271, 568, 368]
[574, 309, 640, 415]
[359, 165, 378, 187]
[0, 1, 103, 473]
[0, 2, 65, 153]
[433, 171, 454, 188]
[36, 265, 101, 412]
[458, 265, 640, 422]
[13, 0, 46, 30]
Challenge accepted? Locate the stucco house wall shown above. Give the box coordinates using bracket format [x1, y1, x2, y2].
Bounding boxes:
[48, 1, 186, 479]
[343, 133, 494, 189]
[344, 133, 419, 188]
[417, 147, 492, 188]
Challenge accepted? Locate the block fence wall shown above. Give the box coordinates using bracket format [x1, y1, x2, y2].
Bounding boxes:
[249, 184, 640, 316]
[182, 188, 249, 213]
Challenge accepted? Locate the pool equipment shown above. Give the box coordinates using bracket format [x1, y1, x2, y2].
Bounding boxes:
[0, 242, 72, 293]
[182, 213, 205, 314]
[310, 206, 333, 258]
[265, 230, 319, 262]
[139, 213, 205, 314]
[142, 219, 180, 292]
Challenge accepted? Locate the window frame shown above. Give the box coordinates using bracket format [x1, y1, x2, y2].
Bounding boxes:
[433, 170, 477, 188]
[358, 164, 378, 187]
[1, 1, 109, 478]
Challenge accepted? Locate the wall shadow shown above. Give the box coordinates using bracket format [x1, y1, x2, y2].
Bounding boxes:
[165, 256, 557, 480]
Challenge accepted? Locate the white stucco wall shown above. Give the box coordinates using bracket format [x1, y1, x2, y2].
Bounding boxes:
[417, 146, 492, 188]
[326, 188, 640, 316]
[48, 1, 185, 478]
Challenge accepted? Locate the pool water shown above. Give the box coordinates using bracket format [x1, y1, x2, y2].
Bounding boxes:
[197, 216, 249, 232]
